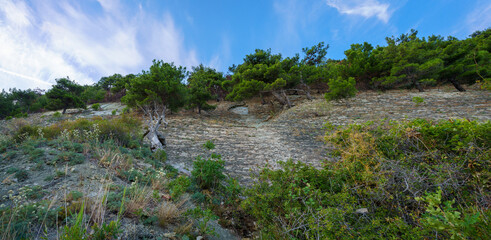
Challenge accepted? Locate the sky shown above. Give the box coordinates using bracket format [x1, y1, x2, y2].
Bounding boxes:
[0, 0, 490, 91]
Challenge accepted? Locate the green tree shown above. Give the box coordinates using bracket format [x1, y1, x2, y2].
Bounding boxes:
[45, 78, 85, 114]
[122, 60, 188, 150]
[10, 88, 40, 113]
[188, 64, 225, 114]
[225, 49, 299, 107]
[0, 90, 14, 119]
[373, 30, 442, 91]
[122, 60, 187, 112]
[97, 73, 122, 91]
[81, 85, 106, 104]
[343, 42, 378, 89]
[301, 41, 329, 66]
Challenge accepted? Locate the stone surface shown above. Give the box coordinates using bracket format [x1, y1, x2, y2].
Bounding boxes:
[164, 87, 490, 185]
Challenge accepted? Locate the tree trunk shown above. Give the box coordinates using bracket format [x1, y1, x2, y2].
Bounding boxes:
[140, 102, 168, 151]
[148, 129, 165, 150]
[412, 78, 424, 92]
[271, 90, 288, 106]
[301, 83, 313, 100]
[281, 89, 292, 108]
[449, 78, 466, 92]
[62, 107, 67, 114]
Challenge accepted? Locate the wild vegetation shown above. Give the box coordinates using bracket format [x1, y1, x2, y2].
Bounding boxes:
[1, 28, 489, 119]
[0, 28, 490, 239]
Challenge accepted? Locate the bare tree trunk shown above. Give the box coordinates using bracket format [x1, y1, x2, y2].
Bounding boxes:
[299, 73, 313, 100]
[412, 78, 424, 92]
[301, 83, 313, 100]
[140, 102, 168, 151]
[449, 78, 466, 92]
[271, 90, 293, 108]
[282, 89, 292, 108]
[271, 91, 287, 106]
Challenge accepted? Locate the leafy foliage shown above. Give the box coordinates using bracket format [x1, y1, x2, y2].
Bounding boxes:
[45, 78, 85, 114]
[122, 59, 187, 112]
[192, 154, 225, 190]
[325, 76, 357, 101]
[243, 119, 490, 239]
[187, 64, 225, 113]
[224, 49, 300, 101]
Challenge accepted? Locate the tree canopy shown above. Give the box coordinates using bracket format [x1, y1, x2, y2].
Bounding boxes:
[45, 78, 85, 114]
[122, 59, 188, 112]
[187, 64, 225, 113]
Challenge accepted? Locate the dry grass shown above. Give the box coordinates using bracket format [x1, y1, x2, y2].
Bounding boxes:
[124, 184, 152, 217]
[151, 171, 168, 191]
[157, 200, 186, 227]
[175, 220, 193, 235]
[3, 118, 29, 135]
[96, 147, 133, 171]
[86, 182, 112, 225]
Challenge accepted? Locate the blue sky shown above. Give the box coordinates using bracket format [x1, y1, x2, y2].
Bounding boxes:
[0, 0, 489, 90]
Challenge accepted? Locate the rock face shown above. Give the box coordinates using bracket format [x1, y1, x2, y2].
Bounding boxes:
[229, 106, 249, 115]
[164, 87, 490, 185]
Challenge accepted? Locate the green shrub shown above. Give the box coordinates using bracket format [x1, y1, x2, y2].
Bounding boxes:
[153, 149, 167, 162]
[222, 178, 242, 205]
[325, 76, 357, 101]
[68, 191, 84, 201]
[132, 147, 152, 160]
[91, 103, 101, 111]
[55, 151, 85, 165]
[416, 187, 482, 239]
[0, 201, 60, 239]
[23, 185, 47, 200]
[168, 175, 191, 199]
[111, 109, 117, 115]
[53, 111, 62, 118]
[13, 125, 40, 142]
[41, 115, 142, 147]
[243, 119, 490, 239]
[119, 169, 143, 182]
[28, 148, 45, 162]
[192, 155, 225, 189]
[185, 207, 218, 237]
[122, 107, 130, 114]
[7, 167, 29, 181]
[203, 140, 215, 150]
[412, 96, 425, 106]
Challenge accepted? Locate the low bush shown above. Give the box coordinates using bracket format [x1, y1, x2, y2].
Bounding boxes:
[55, 151, 85, 165]
[168, 175, 191, 199]
[203, 140, 215, 150]
[7, 167, 29, 182]
[243, 119, 490, 239]
[325, 76, 357, 101]
[91, 103, 101, 111]
[192, 154, 225, 190]
[0, 201, 60, 239]
[42, 114, 142, 147]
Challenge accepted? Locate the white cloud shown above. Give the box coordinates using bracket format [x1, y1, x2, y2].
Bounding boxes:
[0, 0, 198, 90]
[466, 2, 491, 34]
[0, 0, 32, 27]
[326, 0, 391, 23]
[145, 13, 198, 69]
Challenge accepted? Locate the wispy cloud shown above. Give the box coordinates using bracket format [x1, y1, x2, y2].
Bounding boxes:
[0, 0, 198, 90]
[326, 0, 391, 23]
[465, 1, 491, 34]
